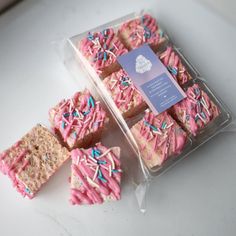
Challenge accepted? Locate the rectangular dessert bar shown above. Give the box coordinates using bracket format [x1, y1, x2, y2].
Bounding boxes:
[170, 84, 220, 136]
[78, 28, 128, 78]
[0, 124, 69, 199]
[118, 14, 166, 51]
[103, 69, 147, 118]
[131, 110, 187, 169]
[70, 143, 121, 205]
[159, 47, 192, 86]
[49, 89, 109, 150]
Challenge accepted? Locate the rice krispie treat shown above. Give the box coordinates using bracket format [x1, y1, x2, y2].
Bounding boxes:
[131, 110, 187, 169]
[171, 84, 220, 136]
[79, 28, 128, 78]
[49, 89, 109, 150]
[70, 143, 121, 205]
[0, 124, 69, 199]
[118, 14, 166, 51]
[159, 47, 192, 86]
[103, 69, 147, 118]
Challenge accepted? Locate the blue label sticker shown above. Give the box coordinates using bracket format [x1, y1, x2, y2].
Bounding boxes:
[117, 44, 186, 115]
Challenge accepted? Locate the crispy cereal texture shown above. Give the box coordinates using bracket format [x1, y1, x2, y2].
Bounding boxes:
[0, 124, 70, 198]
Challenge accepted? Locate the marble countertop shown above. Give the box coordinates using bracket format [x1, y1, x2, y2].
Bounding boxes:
[0, 0, 236, 235]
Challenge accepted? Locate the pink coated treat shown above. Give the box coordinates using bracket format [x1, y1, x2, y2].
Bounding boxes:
[0, 125, 69, 199]
[79, 28, 128, 78]
[131, 110, 187, 169]
[103, 69, 147, 118]
[49, 89, 109, 150]
[159, 47, 192, 85]
[70, 143, 121, 205]
[171, 84, 220, 136]
[118, 14, 166, 51]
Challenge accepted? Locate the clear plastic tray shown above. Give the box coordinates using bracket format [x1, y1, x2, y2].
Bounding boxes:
[63, 10, 234, 182]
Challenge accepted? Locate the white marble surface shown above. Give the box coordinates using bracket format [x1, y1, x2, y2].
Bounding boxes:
[0, 0, 236, 235]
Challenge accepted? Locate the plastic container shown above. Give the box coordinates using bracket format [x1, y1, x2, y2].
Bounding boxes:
[61, 10, 234, 210]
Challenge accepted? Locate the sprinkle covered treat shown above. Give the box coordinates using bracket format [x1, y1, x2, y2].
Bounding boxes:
[49, 90, 109, 150]
[0, 124, 70, 199]
[159, 47, 192, 86]
[79, 28, 128, 78]
[131, 110, 187, 169]
[171, 84, 220, 136]
[70, 143, 121, 205]
[118, 14, 166, 51]
[103, 69, 147, 118]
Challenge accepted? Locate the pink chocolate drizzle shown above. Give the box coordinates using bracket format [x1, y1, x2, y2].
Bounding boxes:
[49, 90, 107, 148]
[172, 84, 220, 135]
[79, 28, 128, 75]
[134, 111, 187, 165]
[104, 69, 144, 114]
[119, 14, 162, 49]
[70, 143, 121, 205]
[159, 47, 190, 85]
[0, 142, 33, 198]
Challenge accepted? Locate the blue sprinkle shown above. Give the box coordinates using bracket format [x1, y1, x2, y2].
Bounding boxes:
[112, 169, 119, 173]
[144, 120, 158, 131]
[201, 112, 206, 119]
[98, 160, 107, 165]
[87, 32, 94, 41]
[101, 178, 107, 183]
[161, 122, 167, 129]
[91, 149, 95, 158]
[25, 188, 31, 194]
[88, 96, 95, 108]
[98, 170, 107, 183]
[144, 27, 151, 39]
[98, 176, 107, 183]
[61, 121, 66, 129]
[122, 81, 129, 86]
[98, 51, 103, 60]
[83, 110, 90, 116]
[73, 132, 77, 138]
[159, 30, 164, 38]
[63, 112, 70, 117]
[194, 88, 200, 95]
[121, 77, 130, 86]
[167, 66, 178, 75]
[102, 29, 108, 37]
[72, 111, 79, 117]
[98, 169, 102, 177]
[94, 149, 101, 157]
[91, 148, 100, 158]
[103, 51, 107, 61]
[151, 125, 158, 131]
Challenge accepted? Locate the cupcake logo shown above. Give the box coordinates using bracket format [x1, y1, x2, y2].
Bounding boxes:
[135, 55, 152, 74]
